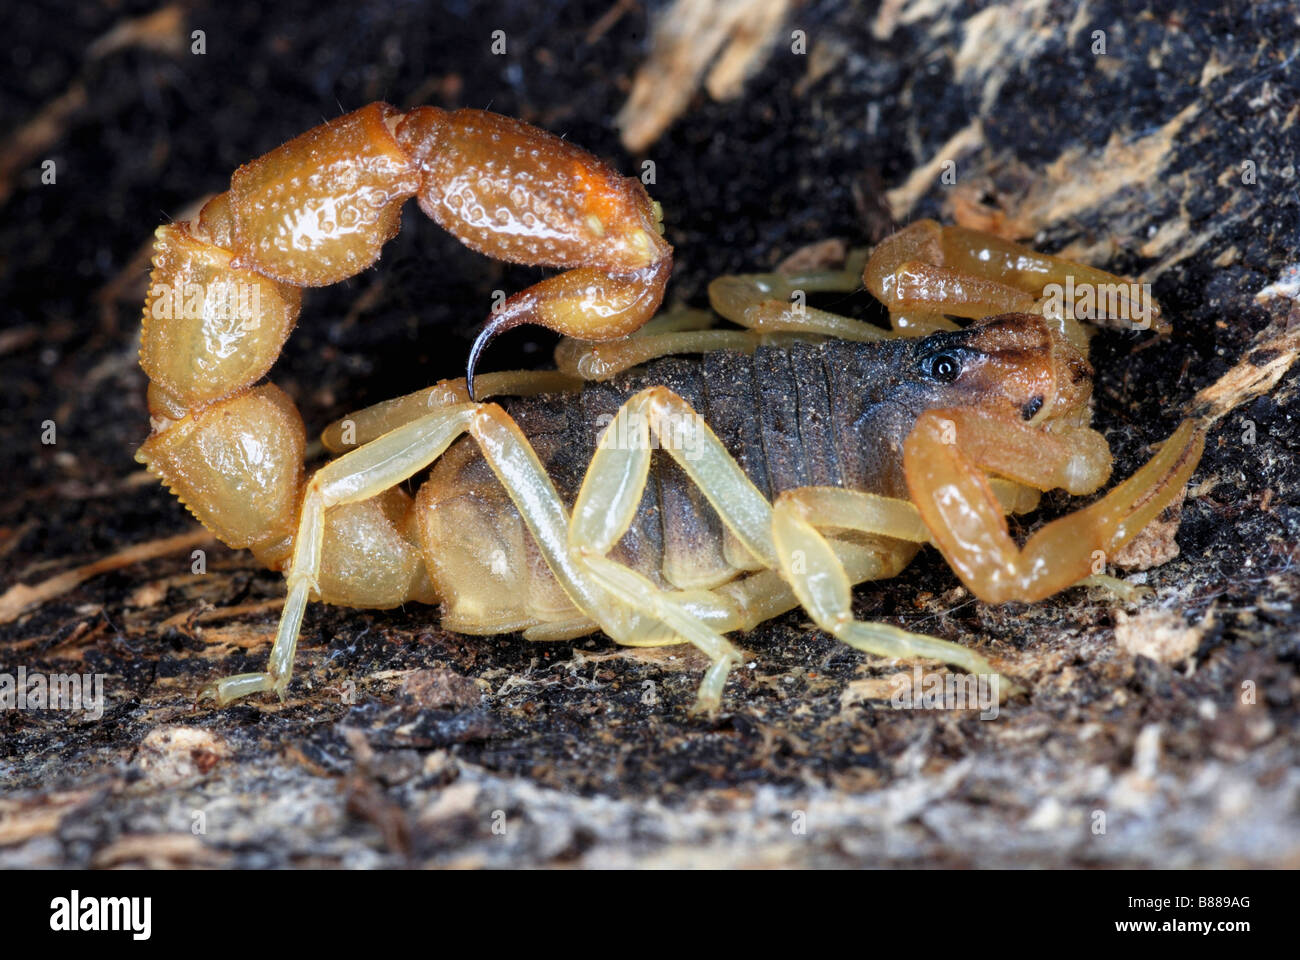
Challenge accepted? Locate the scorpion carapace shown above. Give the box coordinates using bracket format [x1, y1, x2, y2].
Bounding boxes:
[140, 213, 1203, 713]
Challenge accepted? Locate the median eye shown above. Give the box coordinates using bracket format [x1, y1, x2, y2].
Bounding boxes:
[927, 352, 962, 383]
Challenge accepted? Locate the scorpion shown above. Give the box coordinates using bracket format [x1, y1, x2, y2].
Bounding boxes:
[136, 103, 1205, 712]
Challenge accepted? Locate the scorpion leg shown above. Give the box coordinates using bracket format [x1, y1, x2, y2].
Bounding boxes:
[773, 481, 1042, 544]
[521, 617, 601, 643]
[863, 220, 1033, 326]
[554, 308, 749, 381]
[709, 246, 959, 340]
[707, 251, 893, 343]
[865, 220, 1162, 346]
[555, 329, 757, 382]
[904, 410, 1204, 604]
[199, 404, 479, 705]
[770, 494, 1022, 697]
[701, 476, 1039, 633]
[203, 399, 744, 709]
[568, 395, 761, 704]
[465, 405, 744, 712]
[320, 370, 580, 453]
[753, 479, 1045, 697]
[572, 386, 1020, 690]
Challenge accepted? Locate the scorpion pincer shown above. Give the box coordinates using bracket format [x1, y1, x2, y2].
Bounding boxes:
[134, 101, 1203, 714]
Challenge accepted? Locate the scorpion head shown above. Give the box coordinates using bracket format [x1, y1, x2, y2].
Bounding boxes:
[904, 312, 1094, 428]
[842, 312, 1097, 498]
